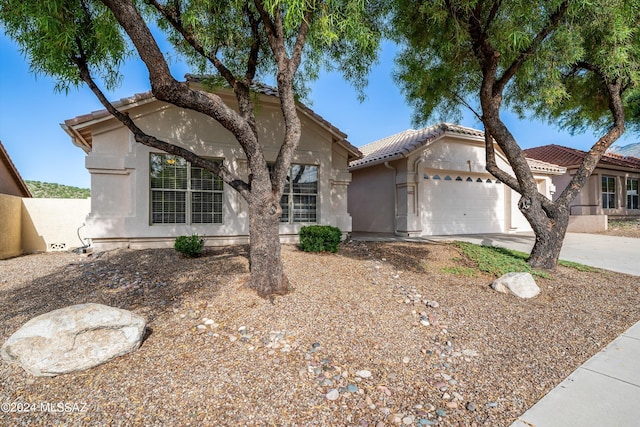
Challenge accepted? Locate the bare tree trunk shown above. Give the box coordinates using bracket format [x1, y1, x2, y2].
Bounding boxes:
[519, 197, 570, 269]
[246, 194, 288, 297]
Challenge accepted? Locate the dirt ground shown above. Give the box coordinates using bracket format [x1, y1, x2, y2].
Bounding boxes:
[599, 218, 640, 238]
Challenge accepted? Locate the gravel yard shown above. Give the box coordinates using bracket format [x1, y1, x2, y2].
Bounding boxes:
[1, 239, 639, 426]
[600, 218, 640, 238]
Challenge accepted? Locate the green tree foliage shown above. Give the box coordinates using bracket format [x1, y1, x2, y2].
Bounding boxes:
[391, 0, 640, 269]
[25, 180, 90, 199]
[393, 1, 640, 131]
[0, 0, 385, 296]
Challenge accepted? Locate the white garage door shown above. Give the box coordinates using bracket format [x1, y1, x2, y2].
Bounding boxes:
[420, 173, 506, 235]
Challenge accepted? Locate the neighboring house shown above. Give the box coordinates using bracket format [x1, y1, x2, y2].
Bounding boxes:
[524, 144, 640, 219]
[0, 140, 31, 198]
[0, 140, 31, 259]
[62, 78, 361, 251]
[348, 123, 566, 236]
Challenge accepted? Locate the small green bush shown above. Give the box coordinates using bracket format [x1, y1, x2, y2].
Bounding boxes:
[299, 225, 342, 253]
[174, 234, 205, 257]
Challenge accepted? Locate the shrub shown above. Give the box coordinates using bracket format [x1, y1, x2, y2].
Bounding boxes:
[299, 225, 342, 253]
[174, 234, 205, 257]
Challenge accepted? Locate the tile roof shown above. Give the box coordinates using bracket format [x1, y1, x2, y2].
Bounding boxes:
[350, 123, 484, 169]
[0, 140, 32, 197]
[523, 144, 640, 170]
[63, 75, 361, 159]
[349, 123, 566, 174]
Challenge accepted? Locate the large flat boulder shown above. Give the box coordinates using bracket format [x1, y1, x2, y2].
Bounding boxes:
[1, 303, 146, 377]
[491, 272, 540, 299]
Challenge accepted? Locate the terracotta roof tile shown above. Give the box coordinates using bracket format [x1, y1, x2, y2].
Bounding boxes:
[523, 144, 640, 170]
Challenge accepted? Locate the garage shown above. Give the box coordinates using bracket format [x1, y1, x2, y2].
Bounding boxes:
[348, 123, 562, 237]
[420, 171, 506, 235]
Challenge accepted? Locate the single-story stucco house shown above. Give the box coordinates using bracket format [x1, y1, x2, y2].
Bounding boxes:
[62, 78, 361, 251]
[348, 123, 567, 236]
[524, 144, 640, 219]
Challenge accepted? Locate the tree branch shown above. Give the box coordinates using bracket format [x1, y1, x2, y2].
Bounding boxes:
[494, 1, 569, 95]
[244, 4, 262, 84]
[145, 0, 238, 89]
[254, 0, 283, 63]
[483, 131, 520, 191]
[100, 0, 266, 165]
[557, 75, 626, 205]
[144, 0, 261, 137]
[289, 9, 312, 74]
[71, 37, 251, 198]
[450, 90, 482, 121]
[483, 0, 502, 34]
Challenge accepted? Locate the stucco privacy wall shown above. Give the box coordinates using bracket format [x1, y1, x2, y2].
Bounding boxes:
[0, 197, 90, 259]
[21, 198, 91, 253]
[0, 194, 22, 259]
[80, 93, 353, 250]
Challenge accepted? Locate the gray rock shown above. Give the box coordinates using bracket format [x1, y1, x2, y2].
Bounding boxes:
[1, 303, 146, 377]
[326, 389, 340, 401]
[356, 369, 372, 379]
[402, 415, 415, 425]
[491, 272, 540, 298]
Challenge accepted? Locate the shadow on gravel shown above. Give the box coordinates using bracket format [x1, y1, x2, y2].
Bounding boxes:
[339, 240, 437, 273]
[0, 246, 250, 337]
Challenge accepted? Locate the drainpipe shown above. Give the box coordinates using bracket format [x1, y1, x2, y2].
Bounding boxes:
[414, 157, 426, 216]
[384, 161, 398, 235]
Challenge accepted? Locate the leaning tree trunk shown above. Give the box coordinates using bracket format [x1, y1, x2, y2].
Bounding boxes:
[246, 193, 289, 297]
[519, 196, 570, 269]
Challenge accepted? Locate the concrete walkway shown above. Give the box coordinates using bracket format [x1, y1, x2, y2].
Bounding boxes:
[351, 232, 640, 426]
[511, 321, 640, 427]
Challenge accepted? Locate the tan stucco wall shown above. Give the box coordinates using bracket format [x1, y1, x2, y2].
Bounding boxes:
[349, 162, 397, 234]
[21, 198, 91, 253]
[552, 167, 640, 218]
[0, 194, 23, 259]
[83, 96, 353, 250]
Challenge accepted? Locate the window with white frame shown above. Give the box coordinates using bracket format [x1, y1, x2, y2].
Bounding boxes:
[150, 153, 223, 224]
[627, 178, 639, 210]
[602, 176, 616, 209]
[269, 163, 318, 223]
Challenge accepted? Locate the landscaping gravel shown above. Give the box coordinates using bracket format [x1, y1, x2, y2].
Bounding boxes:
[1, 239, 639, 426]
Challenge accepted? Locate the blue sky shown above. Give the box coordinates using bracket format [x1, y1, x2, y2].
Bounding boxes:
[0, 36, 635, 189]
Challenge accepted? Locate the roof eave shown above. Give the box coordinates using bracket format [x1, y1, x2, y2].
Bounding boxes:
[0, 141, 32, 197]
[348, 153, 405, 171]
[61, 123, 92, 154]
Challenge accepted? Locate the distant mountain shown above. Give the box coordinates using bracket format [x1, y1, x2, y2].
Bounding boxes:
[609, 143, 640, 158]
[25, 181, 90, 199]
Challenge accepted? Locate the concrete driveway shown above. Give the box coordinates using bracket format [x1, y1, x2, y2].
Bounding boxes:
[425, 232, 640, 276]
[352, 232, 640, 276]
